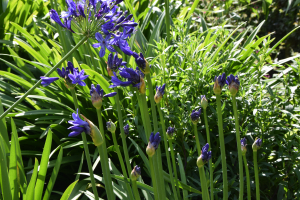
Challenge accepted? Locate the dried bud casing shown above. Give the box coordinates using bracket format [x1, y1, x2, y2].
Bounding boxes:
[146, 143, 155, 157]
[241, 146, 247, 155]
[81, 115, 103, 146]
[139, 77, 146, 94]
[196, 155, 205, 168]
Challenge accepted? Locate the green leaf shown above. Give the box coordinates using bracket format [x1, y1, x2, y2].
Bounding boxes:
[43, 147, 63, 200]
[34, 129, 53, 200]
[9, 118, 19, 199]
[0, 134, 12, 200]
[0, 98, 9, 153]
[177, 153, 188, 199]
[26, 158, 39, 200]
[60, 180, 79, 200]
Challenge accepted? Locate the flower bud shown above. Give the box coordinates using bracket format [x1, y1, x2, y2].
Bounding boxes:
[133, 52, 150, 74]
[226, 74, 240, 96]
[166, 127, 175, 139]
[241, 137, 247, 155]
[201, 95, 208, 109]
[213, 73, 226, 95]
[106, 120, 116, 133]
[146, 132, 161, 157]
[81, 115, 103, 146]
[90, 84, 103, 109]
[154, 84, 166, 104]
[123, 124, 130, 135]
[139, 77, 146, 94]
[252, 137, 262, 151]
[190, 108, 201, 124]
[197, 143, 211, 168]
[130, 165, 141, 181]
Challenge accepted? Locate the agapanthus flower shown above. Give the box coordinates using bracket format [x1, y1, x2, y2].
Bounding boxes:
[226, 74, 240, 96]
[241, 137, 247, 155]
[213, 72, 226, 94]
[56, 61, 82, 88]
[109, 67, 145, 94]
[107, 53, 126, 76]
[68, 68, 89, 86]
[68, 109, 90, 137]
[110, 29, 134, 56]
[252, 137, 262, 151]
[123, 124, 129, 135]
[90, 84, 117, 109]
[132, 52, 150, 74]
[201, 95, 208, 109]
[154, 84, 166, 103]
[166, 127, 175, 139]
[93, 33, 116, 57]
[191, 108, 201, 124]
[146, 132, 161, 157]
[197, 143, 212, 168]
[130, 165, 141, 181]
[40, 77, 59, 87]
[106, 120, 116, 133]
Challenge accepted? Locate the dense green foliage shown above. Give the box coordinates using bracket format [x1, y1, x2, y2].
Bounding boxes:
[0, 0, 299, 199]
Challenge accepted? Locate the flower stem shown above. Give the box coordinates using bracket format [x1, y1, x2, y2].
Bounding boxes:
[231, 97, 244, 199]
[253, 150, 260, 200]
[157, 104, 178, 200]
[203, 109, 214, 200]
[243, 155, 251, 200]
[145, 74, 166, 199]
[168, 139, 180, 198]
[193, 124, 209, 199]
[131, 180, 141, 200]
[216, 94, 228, 200]
[164, 0, 170, 46]
[149, 156, 159, 200]
[96, 109, 115, 200]
[70, 88, 99, 200]
[0, 36, 88, 120]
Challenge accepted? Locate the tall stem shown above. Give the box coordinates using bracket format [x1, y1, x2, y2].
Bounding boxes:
[70, 88, 99, 200]
[216, 94, 228, 200]
[157, 104, 178, 200]
[243, 155, 251, 200]
[96, 109, 115, 200]
[145, 74, 166, 199]
[232, 97, 244, 199]
[253, 151, 260, 200]
[131, 181, 141, 200]
[203, 109, 213, 200]
[0, 36, 88, 120]
[168, 139, 180, 198]
[164, 0, 170, 46]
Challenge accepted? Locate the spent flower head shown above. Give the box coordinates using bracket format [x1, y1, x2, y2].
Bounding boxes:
[191, 108, 201, 124]
[197, 143, 212, 168]
[130, 165, 141, 181]
[146, 132, 161, 157]
[226, 74, 240, 96]
[252, 137, 262, 151]
[154, 84, 166, 103]
[213, 72, 226, 94]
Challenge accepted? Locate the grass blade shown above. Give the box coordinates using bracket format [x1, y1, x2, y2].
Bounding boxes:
[9, 118, 19, 200]
[60, 180, 79, 200]
[0, 98, 9, 152]
[25, 158, 39, 200]
[0, 134, 12, 200]
[177, 153, 188, 199]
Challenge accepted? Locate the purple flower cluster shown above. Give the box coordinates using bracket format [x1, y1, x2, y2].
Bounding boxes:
[107, 53, 127, 76]
[68, 109, 90, 137]
[166, 126, 175, 137]
[149, 132, 161, 150]
[191, 108, 201, 124]
[214, 72, 226, 89]
[201, 143, 212, 162]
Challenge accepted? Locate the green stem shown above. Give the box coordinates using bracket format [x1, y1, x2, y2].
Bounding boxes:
[149, 156, 159, 200]
[157, 104, 178, 200]
[0, 36, 88, 120]
[243, 155, 251, 200]
[132, 181, 141, 200]
[232, 97, 244, 199]
[216, 94, 228, 200]
[169, 139, 180, 198]
[86, 41, 97, 72]
[96, 109, 115, 200]
[111, 131, 134, 200]
[199, 166, 210, 200]
[145, 73, 166, 199]
[164, 0, 170, 46]
[70, 88, 99, 200]
[203, 109, 213, 200]
[253, 150, 260, 200]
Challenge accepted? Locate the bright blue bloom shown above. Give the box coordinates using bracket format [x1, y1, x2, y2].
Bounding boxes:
[61, 0, 78, 18]
[68, 109, 90, 137]
[191, 108, 201, 123]
[40, 77, 59, 87]
[132, 52, 147, 72]
[226, 74, 240, 86]
[92, 33, 116, 57]
[107, 53, 126, 74]
[123, 124, 129, 135]
[149, 132, 161, 150]
[201, 143, 212, 162]
[166, 127, 175, 137]
[50, 9, 66, 28]
[77, 2, 86, 18]
[110, 29, 134, 55]
[90, 84, 116, 108]
[214, 72, 226, 88]
[68, 69, 89, 86]
[102, 20, 115, 35]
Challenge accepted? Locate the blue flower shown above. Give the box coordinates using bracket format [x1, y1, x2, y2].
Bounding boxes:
[110, 29, 134, 56]
[197, 143, 212, 168]
[241, 137, 247, 155]
[201, 95, 208, 109]
[146, 132, 161, 157]
[226, 74, 240, 96]
[132, 52, 150, 74]
[40, 77, 59, 87]
[191, 108, 201, 124]
[90, 84, 116, 109]
[252, 137, 262, 151]
[61, 0, 78, 18]
[130, 165, 141, 181]
[68, 109, 91, 137]
[92, 33, 116, 57]
[166, 126, 175, 138]
[123, 124, 129, 135]
[68, 69, 89, 86]
[154, 84, 166, 103]
[107, 53, 126, 76]
[213, 72, 226, 94]
[49, 9, 66, 28]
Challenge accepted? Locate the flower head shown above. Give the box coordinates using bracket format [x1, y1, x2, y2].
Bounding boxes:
[252, 137, 262, 151]
[92, 33, 116, 57]
[226, 74, 240, 96]
[166, 127, 175, 139]
[130, 165, 141, 181]
[241, 137, 247, 155]
[132, 52, 150, 74]
[201, 95, 208, 109]
[90, 84, 116, 109]
[123, 124, 129, 135]
[107, 53, 126, 76]
[154, 84, 166, 103]
[197, 143, 212, 168]
[106, 119, 116, 133]
[68, 109, 91, 137]
[190, 108, 201, 124]
[40, 77, 59, 87]
[213, 72, 226, 94]
[146, 132, 161, 157]
[68, 68, 89, 86]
